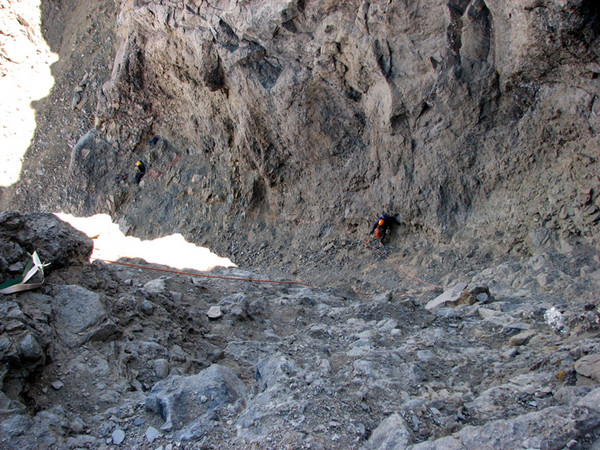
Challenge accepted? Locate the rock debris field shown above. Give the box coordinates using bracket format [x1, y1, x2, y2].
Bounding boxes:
[2, 211, 600, 449]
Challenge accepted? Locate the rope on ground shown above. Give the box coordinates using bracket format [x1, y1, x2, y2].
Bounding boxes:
[93, 257, 323, 289]
[92, 257, 440, 297]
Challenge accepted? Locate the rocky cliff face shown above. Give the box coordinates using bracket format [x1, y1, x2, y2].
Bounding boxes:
[4, 0, 600, 282]
[93, 0, 600, 252]
[2, 1, 600, 447]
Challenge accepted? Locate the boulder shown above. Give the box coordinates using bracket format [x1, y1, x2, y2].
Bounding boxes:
[0, 212, 92, 270]
[52, 285, 108, 347]
[145, 364, 247, 435]
[425, 284, 492, 311]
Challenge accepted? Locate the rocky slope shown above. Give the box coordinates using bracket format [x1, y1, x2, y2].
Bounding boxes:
[1, 212, 600, 449]
[2, 0, 600, 448]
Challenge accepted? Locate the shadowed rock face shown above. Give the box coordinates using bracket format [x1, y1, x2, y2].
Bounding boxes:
[2, 2, 600, 448]
[3, 0, 600, 278]
[86, 1, 600, 261]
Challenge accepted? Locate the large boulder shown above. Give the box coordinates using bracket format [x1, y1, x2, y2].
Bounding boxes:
[0, 212, 92, 286]
[146, 364, 247, 440]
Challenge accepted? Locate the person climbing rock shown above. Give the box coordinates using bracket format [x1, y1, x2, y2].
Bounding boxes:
[370, 215, 400, 246]
[134, 160, 147, 185]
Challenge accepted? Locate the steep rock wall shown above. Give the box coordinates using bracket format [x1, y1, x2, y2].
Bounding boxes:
[4, 0, 600, 277]
[94, 1, 599, 243]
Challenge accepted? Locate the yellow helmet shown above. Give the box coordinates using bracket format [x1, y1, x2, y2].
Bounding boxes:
[378, 219, 385, 226]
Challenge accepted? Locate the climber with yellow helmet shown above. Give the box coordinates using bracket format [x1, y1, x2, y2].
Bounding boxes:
[370, 215, 400, 247]
[134, 160, 147, 185]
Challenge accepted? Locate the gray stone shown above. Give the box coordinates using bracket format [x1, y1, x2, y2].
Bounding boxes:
[575, 354, 600, 382]
[154, 358, 170, 379]
[255, 354, 299, 392]
[18, 333, 43, 360]
[143, 278, 167, 295]
[145, 426, 160, 443]
[112, 428, 125, 445]
[140, 299, 155, 315]
[52, 285, 107, 347]
[577, 387, 600, 411]
[1, 213, 92, 268]
[425, 283, 491, 311]
[409, 406, 600, 449]
[544, 307, 566, 333]
[509, 330, 537, 346]
[146, 364, 247, 431]
[206, 305, 223, 320]
[425, 283, 468, 311]
[362, 413, 412, 449]
[69, 417, 85, 434]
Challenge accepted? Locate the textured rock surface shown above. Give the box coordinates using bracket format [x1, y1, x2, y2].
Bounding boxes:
[2, 0, 600, 291]
[0, 213, 599, 448]
[2, 1, 600, 448]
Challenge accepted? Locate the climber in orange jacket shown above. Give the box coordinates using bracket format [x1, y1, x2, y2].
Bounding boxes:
[370, 215, 400, 246]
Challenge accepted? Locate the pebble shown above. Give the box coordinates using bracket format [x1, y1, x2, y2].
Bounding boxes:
[145, 426, 160, 443]
[207, 305, 223, 319]
[51, 381, 64, 390]
[140, 300, 155, 315]
[154, 358, 170, 379]
[112, 429, 125, 445]
[69, 417, 85, 434]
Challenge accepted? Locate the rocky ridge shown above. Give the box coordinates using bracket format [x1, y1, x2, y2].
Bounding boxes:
[2, 212, 600, 449]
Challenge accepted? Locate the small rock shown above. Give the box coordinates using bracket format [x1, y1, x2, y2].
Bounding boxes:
[362, 413, 412, 449]
[145, 426, 160, 443]
[19, 333, 43, 360]
[8, 262, 24, 273]
[140, 300, 155, 315]
[51, 381, 64, 390]
[69, 417, 85, 434]
[206, 305, 223, 319]
[154, 359, 170, 379]
[425, 283, 490, 310]
[476, 292, 490, 303]
[544, 307, 565, 333]
[133, 418, 145, 426]
[509, 330, 537, 346]
[575, 354, 600, 382]
[143, 278, 167, 295]
[112, 429, 125, 445]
